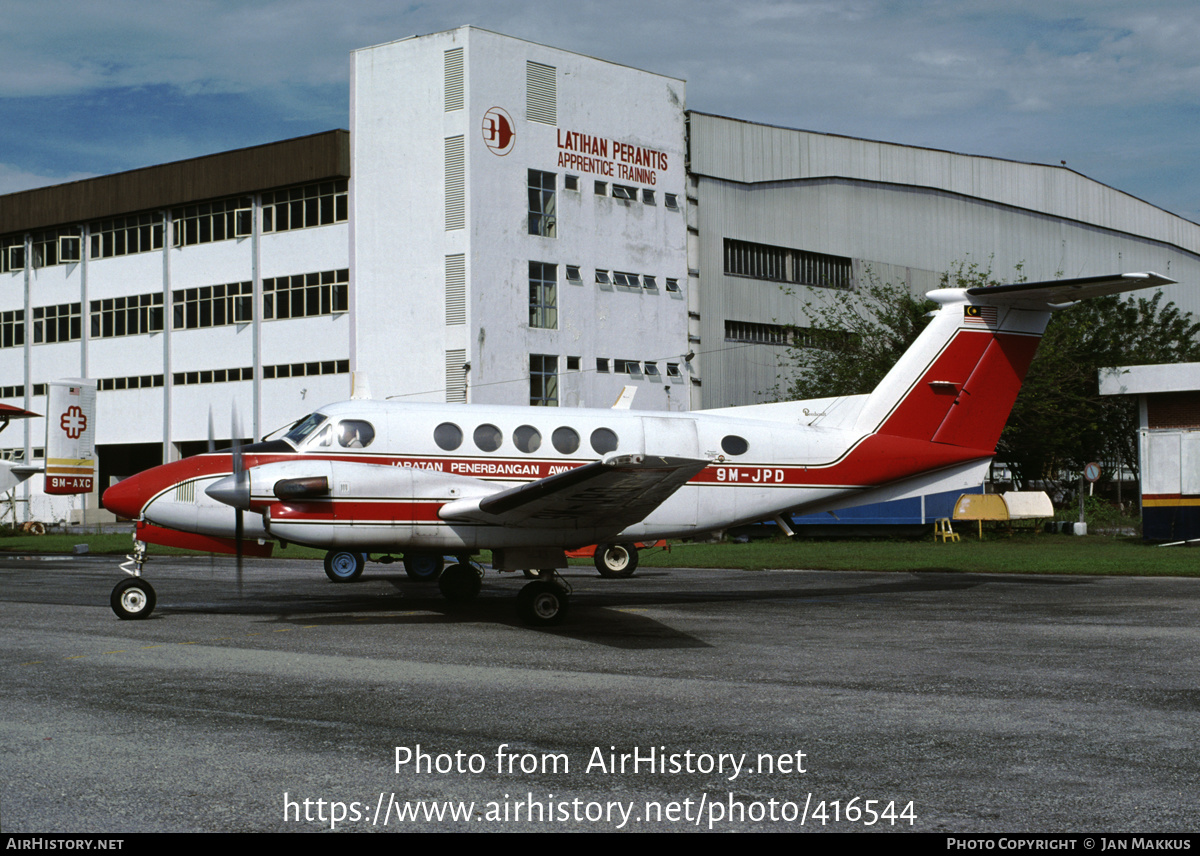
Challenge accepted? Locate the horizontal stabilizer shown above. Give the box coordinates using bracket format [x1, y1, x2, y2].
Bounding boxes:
[964, 272, 1174, 305]
[439, 454, 709, 529]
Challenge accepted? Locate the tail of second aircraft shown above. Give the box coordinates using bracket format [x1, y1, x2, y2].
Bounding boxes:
[850, 273, 1174, 455]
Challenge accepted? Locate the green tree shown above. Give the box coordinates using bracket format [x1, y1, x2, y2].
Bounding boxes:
[777, 261, 1200, 489]
[778, 258, 1004, 401]
[1003, 291, 1200, 486]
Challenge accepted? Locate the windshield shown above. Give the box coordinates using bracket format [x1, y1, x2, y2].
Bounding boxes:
[283, 412, 327, 448]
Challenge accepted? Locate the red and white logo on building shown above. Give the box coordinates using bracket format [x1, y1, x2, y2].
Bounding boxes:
[61, 405, 87, 439]
[482, 107, 515, 156]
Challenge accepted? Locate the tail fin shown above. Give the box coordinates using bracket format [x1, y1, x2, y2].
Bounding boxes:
[44, 379, 97, 495]
[853, 273, 1175, 453]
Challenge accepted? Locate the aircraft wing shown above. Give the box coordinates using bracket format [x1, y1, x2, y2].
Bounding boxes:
[438, 454, 709, 530]
[966, 272, 1175, 305]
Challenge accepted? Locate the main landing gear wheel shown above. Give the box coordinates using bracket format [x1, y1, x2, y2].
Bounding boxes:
[111, 577, 156, 620]
[594, 543, 638, 578]
[404, 553, 443, 580]
[438, 563, 483, 602]
[324, 550, 366, 583]
[517, 581, 570, 626]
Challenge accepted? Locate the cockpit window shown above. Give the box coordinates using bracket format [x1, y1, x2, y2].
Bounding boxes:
[284, 412, 327, 447]
[338, 420, 375, 449]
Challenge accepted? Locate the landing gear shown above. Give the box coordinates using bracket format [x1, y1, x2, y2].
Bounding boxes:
[517, 579, 570, 626]
[594, 543, 638, 578]
[438, 562, 483, 602]
[111, 577, 156, 620]
[112, 538, 156, 620]
[323, 550, 366, 583]
[403, 552, 443, 580]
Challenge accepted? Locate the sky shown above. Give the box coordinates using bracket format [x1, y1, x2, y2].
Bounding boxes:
[2, 0, 1198, 222]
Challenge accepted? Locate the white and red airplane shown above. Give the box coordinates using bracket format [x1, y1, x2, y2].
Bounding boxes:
[101, 273, 1173, 625]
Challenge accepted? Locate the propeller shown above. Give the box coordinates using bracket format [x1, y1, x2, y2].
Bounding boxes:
[231, 404, 245, 596]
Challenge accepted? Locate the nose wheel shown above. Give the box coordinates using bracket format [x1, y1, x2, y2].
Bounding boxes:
[111, 537, 156, 619]
[111, 577, 156, 620]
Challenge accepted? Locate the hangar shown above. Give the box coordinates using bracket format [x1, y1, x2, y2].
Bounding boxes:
[1, 26, 1197, 525]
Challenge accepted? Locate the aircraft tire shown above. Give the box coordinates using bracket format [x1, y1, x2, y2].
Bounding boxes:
[517, 582, 569, 626]
[438, 563, 482, 602]
[403, 552, 443, 580]
[324, 550, 366, 583]
[111, 577, 156, 620]
[593, 543, 638, 578]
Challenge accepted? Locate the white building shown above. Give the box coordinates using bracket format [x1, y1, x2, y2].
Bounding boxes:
[2, 25, 1198, 526]
[351, 28, 689, 412]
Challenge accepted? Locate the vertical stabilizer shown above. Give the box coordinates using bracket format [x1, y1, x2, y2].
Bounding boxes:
[45, 380, 97, 495]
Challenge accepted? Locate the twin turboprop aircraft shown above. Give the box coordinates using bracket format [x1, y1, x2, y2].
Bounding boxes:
[101, 273, 1174, 625]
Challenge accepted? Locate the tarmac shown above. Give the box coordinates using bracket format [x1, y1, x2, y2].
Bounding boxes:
[1, 553, 1197, 832]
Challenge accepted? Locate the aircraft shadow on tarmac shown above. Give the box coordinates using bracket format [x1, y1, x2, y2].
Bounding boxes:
[139, 570, 1094, 650]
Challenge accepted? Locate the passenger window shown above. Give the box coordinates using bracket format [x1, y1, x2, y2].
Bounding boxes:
[513, 425, 542, 454]
[552, 426, 580, 454]
[338, 420, 375, 449]
[474, 424, 503, 452]
[590, 427, 618, 454]
[434, 422, 463, 451]
[721, 435, 749, 456]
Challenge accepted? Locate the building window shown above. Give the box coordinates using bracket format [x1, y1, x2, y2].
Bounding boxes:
[263, 359, 349, 379]
[644, 362, 660, 377]
[665, 278, 681, 293]
[173, 281, 252, 329]
[594, 181, 607, 196]
[263, 269, 349, 320]
[665, 193, 680, 210]
[16, 229, 81, 269]
[595, 269, 610, 285]
[172, 197, 252, 247]
[89, 213, 164, 259]
[565, 265, 582, 284]
[724, 319, 833, 348]
[642, 189, 655, 205]
[666, 362, 681, 378]
[724, 238, 852, 290]
[529, 262, 557, 329]
[611, 184, 636, 201]
[1, 237, 23, 273]
[596, 358, 609, 373]
[33, 303, 82, 344]
[173, 367, 254, 386]
[92, 293, 164, 338]
[566, 356, 580, 371]
[97, 374, 164, 391]
[642, 275, 658, 290]
[564, 175, 579, 192]
[613, 271, 638, 288]
[528, 169, 557, 237]
[530, 354, 558, 406]
[614, 359, 640, 375]
[0, 310, 24, 348]
[262, 180, 348, 233]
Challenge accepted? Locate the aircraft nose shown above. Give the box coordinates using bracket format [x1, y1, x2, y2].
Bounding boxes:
[102, 473, 151, 520]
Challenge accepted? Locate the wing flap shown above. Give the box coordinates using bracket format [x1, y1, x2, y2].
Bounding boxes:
[439, 454, 709, 529]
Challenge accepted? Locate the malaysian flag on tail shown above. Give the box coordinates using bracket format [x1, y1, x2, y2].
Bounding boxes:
[964, 305, 998, 326]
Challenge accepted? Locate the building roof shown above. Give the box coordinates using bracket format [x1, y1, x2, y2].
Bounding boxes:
[0, 130, 349, 235]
